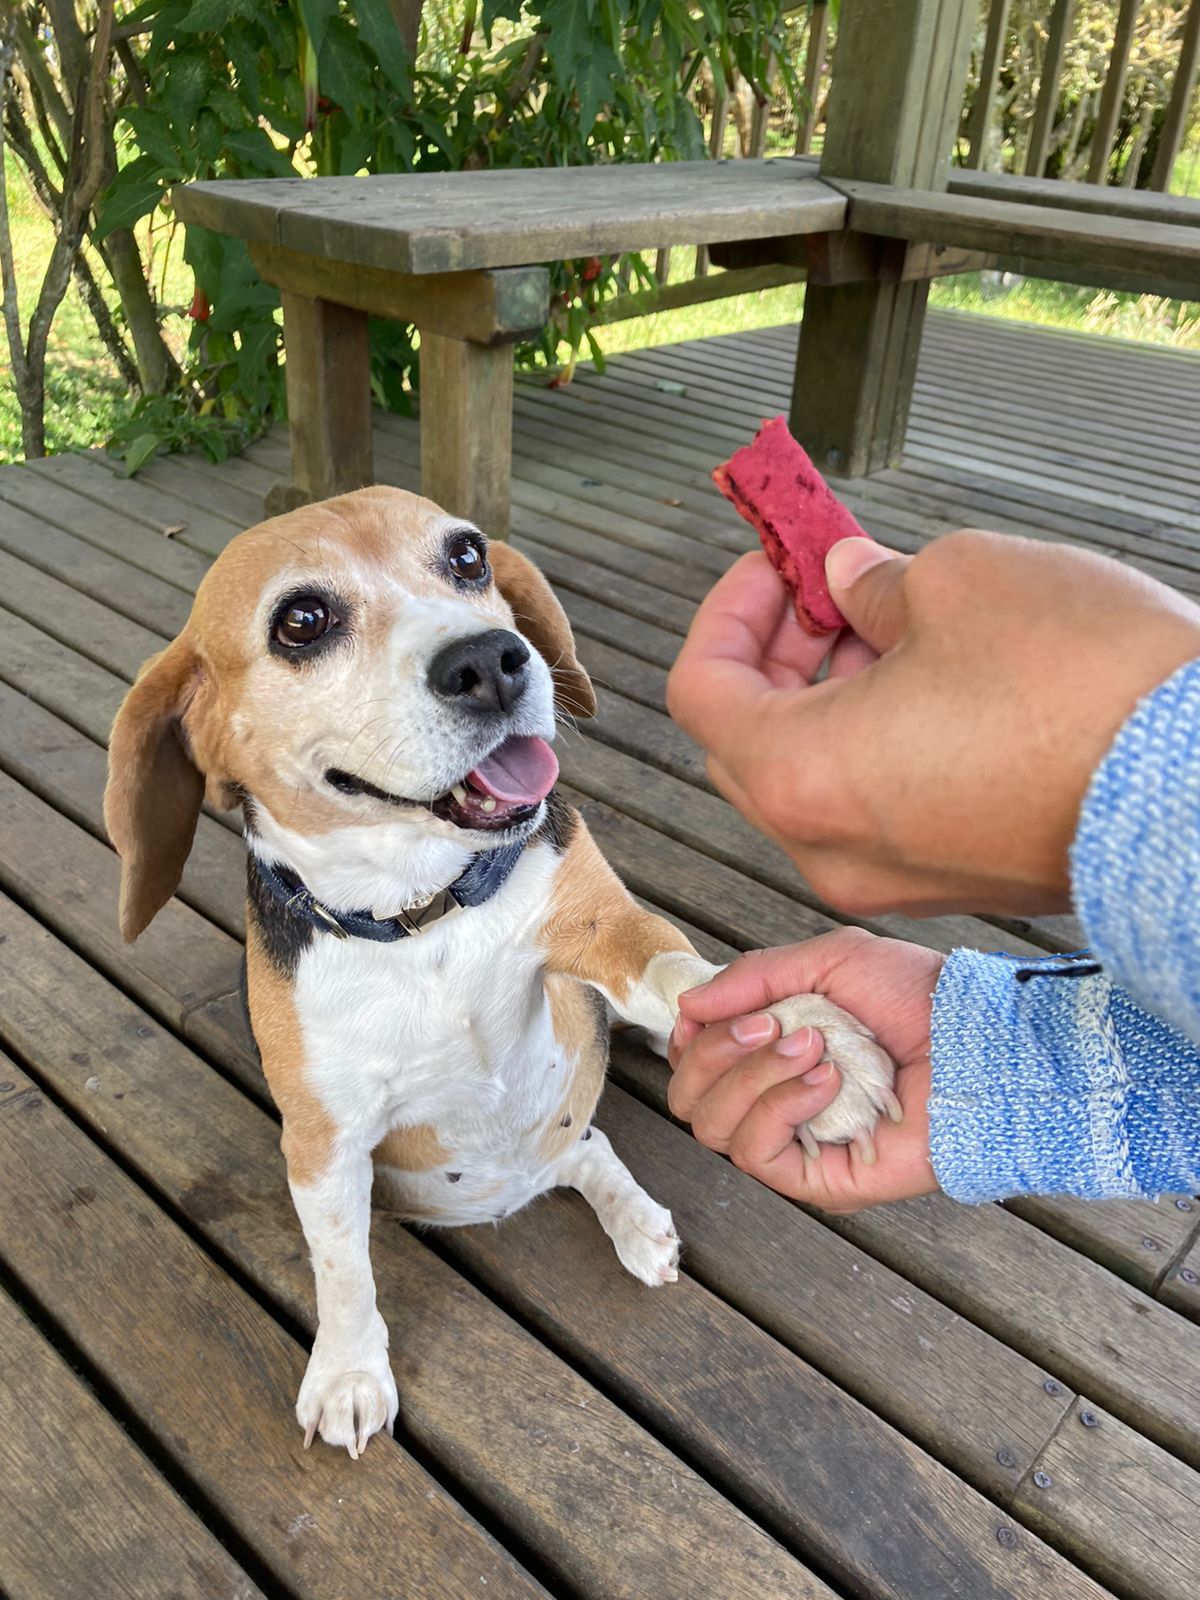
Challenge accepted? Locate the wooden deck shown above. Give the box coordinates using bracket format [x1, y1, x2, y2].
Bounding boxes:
[1, 308, 1198, 1600]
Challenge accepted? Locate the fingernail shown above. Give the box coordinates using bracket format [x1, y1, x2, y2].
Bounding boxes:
[731, 1013, 776, 1047]
[679, 982, 709, 1002]
[825, 538, 892, 591]
[803, 1060, 835, 1085]
[776, 1026, 817, 1059]
[668, 1017, 681, 1050]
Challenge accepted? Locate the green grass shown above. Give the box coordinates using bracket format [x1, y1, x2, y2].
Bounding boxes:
[928, 272, 1200, 350]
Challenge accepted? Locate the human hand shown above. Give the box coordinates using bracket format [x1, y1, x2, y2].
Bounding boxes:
[667, 530, 1200, 917]
[668, 929, 945, 1212]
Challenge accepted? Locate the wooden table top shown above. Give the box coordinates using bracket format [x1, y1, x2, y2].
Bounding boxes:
[173, 158, 845, 273]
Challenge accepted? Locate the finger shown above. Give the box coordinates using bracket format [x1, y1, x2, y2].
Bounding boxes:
[667, 1012, 782, 1121]
[827, 630, 879, 681]
[677, 931, 875, 1025]
[727, 1068, 842, 1169]
[666, 1012, 702, 1071]
[691, 1036, 834, 1155]
[825, 540, 911, 654]
[667, 554, 828, 742]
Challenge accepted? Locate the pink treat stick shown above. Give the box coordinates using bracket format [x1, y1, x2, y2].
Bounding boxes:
[713, 415, 874, 634]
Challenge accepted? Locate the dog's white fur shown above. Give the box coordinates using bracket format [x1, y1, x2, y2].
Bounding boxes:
[103, 487, 896, 1459]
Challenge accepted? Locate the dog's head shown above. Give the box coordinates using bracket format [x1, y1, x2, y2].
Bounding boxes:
[103, 485, 595, 940]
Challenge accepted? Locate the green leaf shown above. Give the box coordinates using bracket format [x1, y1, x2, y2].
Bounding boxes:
[159, 52, 212, 146]
[222, 127, 298, 177]
[122, 106, 185, 175]
[177, 0, 239, 32]
[585, 329, 607, 373]
[95, 175, 165, 239]
[123, 433, 161, 476]
[355, 0, 412, 93]
[574, 40, 621, 131]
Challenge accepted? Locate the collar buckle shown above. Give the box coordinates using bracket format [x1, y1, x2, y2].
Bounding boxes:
[397, 886, 463, 936]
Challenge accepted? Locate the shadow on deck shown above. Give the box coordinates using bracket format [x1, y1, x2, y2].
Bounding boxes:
[0, 310, 1198, 1600]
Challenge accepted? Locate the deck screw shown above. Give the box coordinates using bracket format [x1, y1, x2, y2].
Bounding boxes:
[1174, 1198, 1194, 1212]
[0, 1082, 13, 1094]
[1179, 1268, 1198, 1285]
[996, 1527, 1018, 1550]
[1080, 1409, 1100, 1428]
[1042, 1379, 1064, 1398]
[995, 1447, 1017, 1469]
[825, 447, 844, 469]
[1033, 1471, 1053, 1490]
[1141, 1236, 1161, 1251]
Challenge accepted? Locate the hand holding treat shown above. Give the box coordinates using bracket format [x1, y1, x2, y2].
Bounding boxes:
[671, 428, 1200, 917]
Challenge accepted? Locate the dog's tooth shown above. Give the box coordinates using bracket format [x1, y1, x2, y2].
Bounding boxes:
[480, 797, 498, 813]
[451, 784, 468, 803]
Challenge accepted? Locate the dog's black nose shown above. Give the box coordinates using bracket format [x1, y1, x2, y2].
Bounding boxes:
[428, 629, 530, 715]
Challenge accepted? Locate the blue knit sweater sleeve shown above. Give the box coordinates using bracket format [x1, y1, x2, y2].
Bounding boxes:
[928, 656, 1200, 1203]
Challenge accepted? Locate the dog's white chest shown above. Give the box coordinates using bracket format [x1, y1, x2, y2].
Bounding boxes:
[290, 913, 561, 1146]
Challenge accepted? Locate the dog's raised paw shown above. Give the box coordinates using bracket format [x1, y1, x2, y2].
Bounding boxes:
[297, 1343, 399, 1459]
[766, 993, 899, 1155]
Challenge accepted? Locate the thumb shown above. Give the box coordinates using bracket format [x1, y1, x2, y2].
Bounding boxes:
[825, 539, 910, 653]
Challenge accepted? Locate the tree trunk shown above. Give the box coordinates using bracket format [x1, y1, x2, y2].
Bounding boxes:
[105, 226, 179, 393]
[3, 98, 140, 388]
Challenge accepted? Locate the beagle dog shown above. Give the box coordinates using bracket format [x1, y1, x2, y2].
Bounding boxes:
[104, 486, 896, 1458]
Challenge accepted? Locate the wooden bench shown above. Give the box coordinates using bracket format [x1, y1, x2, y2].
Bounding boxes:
[173, 162, 845, 531]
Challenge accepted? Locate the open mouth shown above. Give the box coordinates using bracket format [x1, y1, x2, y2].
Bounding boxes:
[326, 734, 559, 833]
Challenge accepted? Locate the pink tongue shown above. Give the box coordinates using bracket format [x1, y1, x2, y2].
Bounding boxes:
[469, 736, 559, 805]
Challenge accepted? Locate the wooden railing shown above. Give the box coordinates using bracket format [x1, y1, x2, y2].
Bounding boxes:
[965, 0, 1200, 189]
[631, 0, 1200, 307]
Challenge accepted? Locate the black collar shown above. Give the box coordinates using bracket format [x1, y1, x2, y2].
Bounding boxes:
[251, 841, 527, 943]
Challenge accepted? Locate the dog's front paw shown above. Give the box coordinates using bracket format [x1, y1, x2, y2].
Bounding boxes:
[297, 1325, 398, 1459]
[609, 1190, 681, 1287]
[766, 994, 900, 1163]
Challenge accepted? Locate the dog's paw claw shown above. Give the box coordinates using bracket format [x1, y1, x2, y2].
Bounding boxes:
[296, 1341, 398, 1458]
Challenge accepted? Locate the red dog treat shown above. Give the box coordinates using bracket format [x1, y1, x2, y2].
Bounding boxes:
[713, 415, 874, 634]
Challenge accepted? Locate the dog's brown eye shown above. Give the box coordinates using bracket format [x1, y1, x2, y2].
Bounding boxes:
[276, 598, 334, 647]
[447, 535, 488, 583]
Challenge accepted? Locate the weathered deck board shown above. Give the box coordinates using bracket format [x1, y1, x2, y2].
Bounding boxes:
[0, 1284, 264, 1600]
[1, 309, 1198, 1599]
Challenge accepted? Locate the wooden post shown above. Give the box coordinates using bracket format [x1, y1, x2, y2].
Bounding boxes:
[1150, 0, 1200, 192]
[796, 1, 829, 156]
[966, 0, 1011, 170]
[1024, 0, 1076, 177]
[790, 0, 977, 478]
[1087, 0, 1139, 184]
[419, 333, 515, 534]
[276, 291, 373, 511]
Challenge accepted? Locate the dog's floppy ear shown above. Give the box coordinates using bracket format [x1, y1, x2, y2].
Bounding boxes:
[104, 637, 208, 942]
[489, 540, 596, 718]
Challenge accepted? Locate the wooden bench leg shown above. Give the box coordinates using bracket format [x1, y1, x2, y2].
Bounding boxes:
[270, 290, 373, 515]
[419, 331, 514, 535]
[789, 0, 976, 478]
[791, 278, 929, 477]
